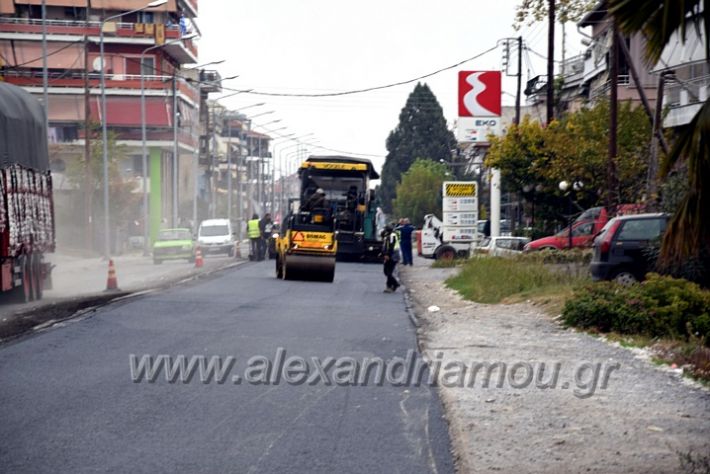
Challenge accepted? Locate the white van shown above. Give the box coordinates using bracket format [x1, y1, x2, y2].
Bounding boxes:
[197, 219, 236, 256]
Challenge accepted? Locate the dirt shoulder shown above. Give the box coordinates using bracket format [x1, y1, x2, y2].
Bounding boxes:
[401, 262, 710, 474]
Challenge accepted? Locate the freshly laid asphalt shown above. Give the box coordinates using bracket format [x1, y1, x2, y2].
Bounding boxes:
[0, 260, 453, 473]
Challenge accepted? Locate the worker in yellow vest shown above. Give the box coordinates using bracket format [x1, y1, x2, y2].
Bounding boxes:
[247, 214, 261, 261]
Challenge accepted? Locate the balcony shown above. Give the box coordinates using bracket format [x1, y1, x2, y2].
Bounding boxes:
[663, 74, 710, 128]
[0, 17, 197, 63]
[2, 70, 199, 104]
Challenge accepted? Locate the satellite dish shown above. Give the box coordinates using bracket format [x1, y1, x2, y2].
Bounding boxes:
[92, 57, 104, 72]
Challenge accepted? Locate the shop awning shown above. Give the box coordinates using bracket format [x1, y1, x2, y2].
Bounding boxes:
[13, 0, 89, 6]
[90, 0, 176, 11]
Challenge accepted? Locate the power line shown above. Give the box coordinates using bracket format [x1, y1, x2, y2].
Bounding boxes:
[213, 44, 500, 98]
[254, 124, 383, 159]
[524, 45, 562, 63]
[1, 39, 83, 68]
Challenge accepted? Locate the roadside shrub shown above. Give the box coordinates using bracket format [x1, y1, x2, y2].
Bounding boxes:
[562, 274, 710, 345]
[518, 248, 593, 265]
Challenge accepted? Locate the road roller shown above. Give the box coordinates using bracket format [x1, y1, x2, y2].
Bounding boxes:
[275, 207, 337, 282]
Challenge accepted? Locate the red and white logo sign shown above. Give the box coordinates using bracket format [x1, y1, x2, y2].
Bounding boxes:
[458, 71, 502, 117]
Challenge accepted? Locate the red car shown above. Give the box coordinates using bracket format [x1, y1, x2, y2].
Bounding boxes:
[524, 207, 609, 251]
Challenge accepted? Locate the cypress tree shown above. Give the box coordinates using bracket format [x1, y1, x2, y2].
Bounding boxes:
[379, 82, 456, 213]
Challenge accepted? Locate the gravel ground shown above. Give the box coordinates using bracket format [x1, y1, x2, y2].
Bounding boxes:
[401, 261, 710, 474]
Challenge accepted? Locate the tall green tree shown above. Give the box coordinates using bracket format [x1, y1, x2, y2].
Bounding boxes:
[379, 83, 456, 213]
[392, 159, 449, 227]
[611, 0, 710, 286]
[514, 0, 595, 26]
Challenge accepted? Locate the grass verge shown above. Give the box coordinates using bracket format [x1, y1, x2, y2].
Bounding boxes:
[445, 256, 589, 305]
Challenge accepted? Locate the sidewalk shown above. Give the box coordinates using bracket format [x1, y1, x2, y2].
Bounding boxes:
[401, 259, 710, 474]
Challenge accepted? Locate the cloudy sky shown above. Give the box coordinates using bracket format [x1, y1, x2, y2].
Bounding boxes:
[196, 0, 586, 175]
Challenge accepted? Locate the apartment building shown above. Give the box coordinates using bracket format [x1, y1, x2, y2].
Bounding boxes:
[202, 101, 273, 232]
[0, 0, 199, 250]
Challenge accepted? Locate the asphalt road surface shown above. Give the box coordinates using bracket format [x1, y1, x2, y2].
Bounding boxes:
[0, 260, 453, 473]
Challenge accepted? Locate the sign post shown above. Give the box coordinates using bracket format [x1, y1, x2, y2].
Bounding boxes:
[442, 181, 478, 243]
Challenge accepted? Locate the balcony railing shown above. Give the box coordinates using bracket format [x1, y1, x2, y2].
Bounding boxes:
[0, 17, 196, 60]
[664, 74, 710, 108]
[589, 75, 631, 100]
[1, 70, 199, 103]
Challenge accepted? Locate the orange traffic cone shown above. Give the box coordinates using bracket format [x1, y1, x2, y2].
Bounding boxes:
[105, 259, 120, 291]
[194, 247, 204, 268]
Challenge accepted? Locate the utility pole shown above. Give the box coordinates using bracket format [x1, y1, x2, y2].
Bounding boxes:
[607, 20, 619, 211]
[515, 36, 523, 126]
[236, 137, 242, 240]
[41, 0, 48, 135]
[647, 72, 667, 211]
[172, 74, 179, 227]
[546, 0, 555, 125]
[616, 32, 669, 155]
[83, 34, 93, 251]
[227, 116, 232, 224]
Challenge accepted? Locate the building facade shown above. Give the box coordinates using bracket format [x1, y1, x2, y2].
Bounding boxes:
[0, 0, 200, 251]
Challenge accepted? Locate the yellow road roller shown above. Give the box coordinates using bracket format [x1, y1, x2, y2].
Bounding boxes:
[275, 207, 337, 282]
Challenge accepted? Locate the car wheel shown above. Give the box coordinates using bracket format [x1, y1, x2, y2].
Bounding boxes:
[435, 246, 456, 261]
[612, 270, 638, 285]
[228, 247, 235, 257]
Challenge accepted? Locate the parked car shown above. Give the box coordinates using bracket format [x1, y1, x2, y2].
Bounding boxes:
[475, 236, 530, 257]
[153, 228, 195, 265]
[525, 206, 609, 251]
[590, 213, 669, 284]
[476, 219, 512, 237]
[197, 219, 236, 257]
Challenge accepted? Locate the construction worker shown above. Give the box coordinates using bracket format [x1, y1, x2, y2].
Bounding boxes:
[248, 213, 261, 261]
[305, 188, 327, 210]
[397, 218, 415, 266]
[381, 224, 401, 293]
[258, 213, 273, 260]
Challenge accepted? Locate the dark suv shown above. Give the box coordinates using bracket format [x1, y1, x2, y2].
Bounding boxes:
[590, 213, 669, 284]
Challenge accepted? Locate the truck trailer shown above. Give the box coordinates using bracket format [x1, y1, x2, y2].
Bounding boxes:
[0, 82, 55, 302]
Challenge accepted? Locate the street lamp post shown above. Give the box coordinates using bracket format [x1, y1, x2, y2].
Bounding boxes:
[559, 180, 584, 249]
[100, 0, 167, 258]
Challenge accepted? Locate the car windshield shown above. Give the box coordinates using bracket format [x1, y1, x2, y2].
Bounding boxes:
[200, 225, 229, 237]
[158, 230, 191, 241]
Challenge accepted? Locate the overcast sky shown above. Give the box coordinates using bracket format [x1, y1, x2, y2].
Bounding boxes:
[197, 0, 586, 175]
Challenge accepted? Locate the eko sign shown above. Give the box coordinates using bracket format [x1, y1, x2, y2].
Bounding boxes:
[456, 71, 502, 143]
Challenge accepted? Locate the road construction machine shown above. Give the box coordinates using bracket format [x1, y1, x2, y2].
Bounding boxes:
[275, 205, 337, 282]
[296, 156, 380, 260]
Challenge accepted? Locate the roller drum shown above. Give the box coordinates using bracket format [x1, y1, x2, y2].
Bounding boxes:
[283, 254, 335, 282]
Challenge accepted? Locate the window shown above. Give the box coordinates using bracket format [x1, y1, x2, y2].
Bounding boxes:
[571, 222, 594, 237]
[137, 11, 154, 24]
[141, 57, 155, 76]
[496, 239, 512, 249]
[616, 218, 665, 241]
